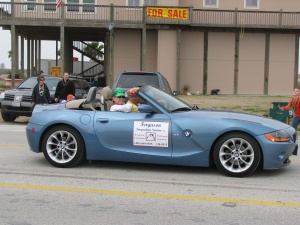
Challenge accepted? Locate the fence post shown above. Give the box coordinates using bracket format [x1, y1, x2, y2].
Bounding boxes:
[235, 8, 238, 26]
[278, 9, 282, 27]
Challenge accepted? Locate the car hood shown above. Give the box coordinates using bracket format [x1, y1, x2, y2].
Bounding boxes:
[172, 109, 291, 131]
[4, 89, 33, 95]
[4, 88, 55, 96]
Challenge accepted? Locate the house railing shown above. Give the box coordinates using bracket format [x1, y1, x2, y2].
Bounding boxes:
[1, 2, 300, 29]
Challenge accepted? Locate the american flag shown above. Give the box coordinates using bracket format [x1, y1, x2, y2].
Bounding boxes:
[56, 0, 62, 9]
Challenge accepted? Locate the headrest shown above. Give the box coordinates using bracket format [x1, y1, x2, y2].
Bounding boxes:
[101, 86, 112, 101]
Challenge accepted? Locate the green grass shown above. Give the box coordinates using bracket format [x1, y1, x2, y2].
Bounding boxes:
[177, 94, 291, 116]
[0, 82, 6, 89]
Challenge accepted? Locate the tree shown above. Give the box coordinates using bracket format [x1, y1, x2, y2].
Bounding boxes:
[8, 50, 12, 60]
[83, 42, 104, 61]
[0, 63, 5, 75]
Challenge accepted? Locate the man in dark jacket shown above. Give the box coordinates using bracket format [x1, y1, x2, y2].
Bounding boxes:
[54, 72, 75, 103]
[31, 75, 51, 108]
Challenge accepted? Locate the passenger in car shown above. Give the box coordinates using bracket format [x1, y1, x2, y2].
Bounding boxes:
[31, 75, 51, 109]
[127, 87, 141, 112]
[110, 88, 132, 112]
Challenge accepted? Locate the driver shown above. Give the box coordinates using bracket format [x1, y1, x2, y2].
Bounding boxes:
[110, 88, 132, 112]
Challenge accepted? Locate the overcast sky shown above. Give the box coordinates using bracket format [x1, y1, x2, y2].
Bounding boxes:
[0, 0, 84, 68]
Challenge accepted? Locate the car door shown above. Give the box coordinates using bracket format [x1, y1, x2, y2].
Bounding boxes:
[94, 111, 172, 157]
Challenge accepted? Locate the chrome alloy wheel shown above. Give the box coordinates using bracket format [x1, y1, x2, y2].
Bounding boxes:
[46, 130, 78, 164]
[219, 137, 254, 173]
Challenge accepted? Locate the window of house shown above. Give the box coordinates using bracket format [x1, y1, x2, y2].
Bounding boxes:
[83, 0, 95, 13]
[23, 0, 36, 11]
[66, 0, 95, 13]
[44, 0, 56, 11]
[127, 0, 157, 6]
[67, 0, 79, 12]
[245, 0, 259, 9]
[203, 0, 218, 8]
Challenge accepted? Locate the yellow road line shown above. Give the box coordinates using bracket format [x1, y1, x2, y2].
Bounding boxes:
[0, 144, 27, 148]
[0, 183, 299, 207]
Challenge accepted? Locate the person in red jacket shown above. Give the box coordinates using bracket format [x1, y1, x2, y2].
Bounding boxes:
[278, 88, 300, 130]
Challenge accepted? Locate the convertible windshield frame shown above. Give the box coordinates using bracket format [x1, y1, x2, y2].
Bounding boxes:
[139, 86, 191, 113]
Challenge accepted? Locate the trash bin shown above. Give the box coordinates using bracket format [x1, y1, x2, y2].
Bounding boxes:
[269, 102, 289, 123]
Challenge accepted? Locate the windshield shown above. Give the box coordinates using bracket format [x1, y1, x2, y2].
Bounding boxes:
[116, 74, 159, 89]
[18, 78, 39, 89]
[140, 86, 191, 112]
[18, 77, 60, 91]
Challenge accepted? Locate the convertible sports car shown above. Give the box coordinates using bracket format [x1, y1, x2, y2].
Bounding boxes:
[26, 86, 298, 177]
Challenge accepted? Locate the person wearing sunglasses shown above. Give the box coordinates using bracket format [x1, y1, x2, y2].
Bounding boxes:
[31, 75, 51, 109]
[110, 88, 132, 112]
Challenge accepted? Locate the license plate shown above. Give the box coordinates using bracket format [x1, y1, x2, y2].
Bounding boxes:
[11, 101, 21, 107]
[12, 95, 22, 107]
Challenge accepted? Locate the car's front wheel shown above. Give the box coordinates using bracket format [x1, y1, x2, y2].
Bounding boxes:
[213, 132, 261, 177]
[42, 125, 85, 168]
[1, 112, 17, 122]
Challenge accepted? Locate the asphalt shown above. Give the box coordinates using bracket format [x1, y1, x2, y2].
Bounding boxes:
[0, 116, 30, 124]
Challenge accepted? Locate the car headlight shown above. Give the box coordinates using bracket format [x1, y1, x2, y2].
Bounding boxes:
[0, 91, 5, 99]
[264, 130, 290, 142]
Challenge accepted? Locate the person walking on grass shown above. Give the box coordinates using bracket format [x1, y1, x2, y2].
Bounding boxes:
[278, 88, 300, 130]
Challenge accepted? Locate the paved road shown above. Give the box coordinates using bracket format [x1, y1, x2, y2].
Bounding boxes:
[0, 116, 30, 124]
[0, 124, 300, 224]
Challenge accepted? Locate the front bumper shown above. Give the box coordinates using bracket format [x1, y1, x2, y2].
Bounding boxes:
[1, 100, 32, 116]
[258, 128, 298, 170]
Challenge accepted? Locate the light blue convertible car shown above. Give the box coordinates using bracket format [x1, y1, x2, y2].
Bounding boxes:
[26, 85, 298, 177]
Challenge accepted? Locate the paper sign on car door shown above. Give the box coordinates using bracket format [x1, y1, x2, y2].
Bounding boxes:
[133, 121, 169, 147]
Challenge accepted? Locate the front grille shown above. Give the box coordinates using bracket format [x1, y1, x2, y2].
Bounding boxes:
[4, 94, 14, 101]
[4, 94, 32, 102]
[22, 96, 32, 102]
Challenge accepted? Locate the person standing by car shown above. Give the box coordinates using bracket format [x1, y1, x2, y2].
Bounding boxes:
[110, 88, 132, 112]
[54, 72, 75, 103]
[278, 88, 300, 130]
[31, 75, 50, 109]
[127, 87, 141, 112]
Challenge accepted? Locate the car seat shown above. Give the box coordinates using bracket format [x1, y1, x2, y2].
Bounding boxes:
[82, 87, 101, 111]
[100, 86, 113, 111]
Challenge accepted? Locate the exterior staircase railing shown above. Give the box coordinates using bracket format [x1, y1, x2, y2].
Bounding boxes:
[73, 41, 104, 79]
[76, 63, 103, 80]
[73, 41, 104, 65]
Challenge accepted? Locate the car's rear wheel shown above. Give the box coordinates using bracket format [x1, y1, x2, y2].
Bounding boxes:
[1, 112, 17, 122]
[213, 132, 261, 177]
[42, 125, 85, 168]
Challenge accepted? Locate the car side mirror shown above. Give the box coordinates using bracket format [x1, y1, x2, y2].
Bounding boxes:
[138, 104, 153, 113]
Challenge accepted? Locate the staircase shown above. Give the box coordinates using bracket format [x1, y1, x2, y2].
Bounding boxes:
[73, 41, 104, 79]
